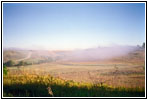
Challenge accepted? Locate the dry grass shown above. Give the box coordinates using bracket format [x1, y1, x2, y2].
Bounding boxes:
[3, 73, 145, 97]
[7, 61, 145, 88]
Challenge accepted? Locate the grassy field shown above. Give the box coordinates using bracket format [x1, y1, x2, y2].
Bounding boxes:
[3, 74, 145, 97]
[7, 62, 145, 88]
[3, 49, 145, 97]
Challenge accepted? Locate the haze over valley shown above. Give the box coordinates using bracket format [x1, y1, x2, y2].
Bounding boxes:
[3, 3, 145, 97]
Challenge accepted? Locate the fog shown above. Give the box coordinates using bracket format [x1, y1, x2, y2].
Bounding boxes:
[62, 46, 138, 61]
[4, 45, 140, 62]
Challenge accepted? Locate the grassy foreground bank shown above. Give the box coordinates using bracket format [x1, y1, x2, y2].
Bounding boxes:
[3, 75, 145, 97]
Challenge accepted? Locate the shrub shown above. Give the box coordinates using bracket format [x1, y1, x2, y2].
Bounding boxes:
[4, 60, 15, 67]
[17, 61, 31, 66]
[3, 65, 8, 76]
[17, 61, 25, 66]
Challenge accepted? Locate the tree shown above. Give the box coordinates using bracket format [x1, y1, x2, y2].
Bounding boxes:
[142, 42, 145, 48]
[4, 60, 15, 67]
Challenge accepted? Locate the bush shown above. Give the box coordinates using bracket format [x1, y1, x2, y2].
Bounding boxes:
[18, 61, 25, 66]
[17, 61, 31, 66]
[3, 65, 8, 76]
[4, 60, 15, 67]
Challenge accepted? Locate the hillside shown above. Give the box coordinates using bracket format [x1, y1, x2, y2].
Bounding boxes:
[3, 46, 143, 64]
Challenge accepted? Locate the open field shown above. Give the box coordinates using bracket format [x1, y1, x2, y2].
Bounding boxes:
[7, 61, 145, 88]
[3, 74, 145, 97]
[3, 48, 145, 97]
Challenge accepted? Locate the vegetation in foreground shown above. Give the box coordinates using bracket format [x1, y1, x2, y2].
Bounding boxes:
[3, 74, 145, 97]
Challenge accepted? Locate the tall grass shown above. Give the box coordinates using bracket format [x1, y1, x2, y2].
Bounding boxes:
[3, 74, 145, 97]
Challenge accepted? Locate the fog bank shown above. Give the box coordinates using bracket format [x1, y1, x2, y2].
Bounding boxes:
[63, 46, 138, 61]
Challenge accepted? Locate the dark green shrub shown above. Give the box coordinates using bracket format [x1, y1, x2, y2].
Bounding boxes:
[3, 65, 8, 76]
[17, 61, 25, 66]
[4, 60, 15, 67]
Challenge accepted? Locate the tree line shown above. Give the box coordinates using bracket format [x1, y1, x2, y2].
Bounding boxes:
[3, 60, 32, 67]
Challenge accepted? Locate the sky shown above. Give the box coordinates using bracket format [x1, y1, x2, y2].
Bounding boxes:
[3, 3, 145, 50]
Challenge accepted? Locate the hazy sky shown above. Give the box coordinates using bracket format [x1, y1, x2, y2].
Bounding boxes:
[3, 3, 145, 50]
